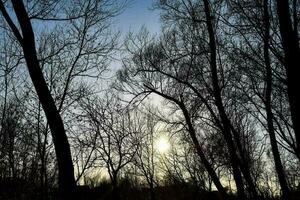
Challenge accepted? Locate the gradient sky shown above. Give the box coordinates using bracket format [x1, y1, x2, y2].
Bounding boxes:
[115, 0, 161, 34]
[107, 0, 161, 72]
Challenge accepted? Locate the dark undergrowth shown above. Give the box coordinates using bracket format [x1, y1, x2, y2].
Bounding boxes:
[0, 178, 299, 200]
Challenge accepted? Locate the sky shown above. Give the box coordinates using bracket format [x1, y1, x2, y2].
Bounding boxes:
[107, 0, 161, 73]
[115, 0, 161, 35]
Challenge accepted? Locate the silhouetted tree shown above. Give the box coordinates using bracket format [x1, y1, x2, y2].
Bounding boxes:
[80, 92, 139, 199]
[0, 0, 123, 198]
[277, 0, 300, 159]
[134, 109, 158, 200]
[116, 27, 230, 199]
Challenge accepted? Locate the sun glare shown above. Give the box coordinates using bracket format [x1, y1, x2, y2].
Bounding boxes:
[156, 137, 170, 153]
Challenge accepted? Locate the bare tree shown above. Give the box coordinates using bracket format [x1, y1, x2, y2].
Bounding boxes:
[277, 0, 300, 158]
[224, 0, 295, 196]
[134, 109, 158, 200]
[0, 0, 123, 198]
[116, 28, 230, 199]
[80, 92, 139, 199]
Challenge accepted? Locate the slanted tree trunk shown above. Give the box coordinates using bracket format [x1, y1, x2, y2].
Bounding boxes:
[201, 0, 247, 198]
[178, 102, 229, 200]
[145, 85, 229, 200]
[0, 1, 76, 198]
[264, 0, 290, 198]
[277, 0, 300, 160]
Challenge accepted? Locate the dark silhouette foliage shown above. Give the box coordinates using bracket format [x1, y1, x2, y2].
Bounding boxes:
[0, 0, 300, 199]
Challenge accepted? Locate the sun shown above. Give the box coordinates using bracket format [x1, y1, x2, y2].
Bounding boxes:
[155, 137, 170, 153]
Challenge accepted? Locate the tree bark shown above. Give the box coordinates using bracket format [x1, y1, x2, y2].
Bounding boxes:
[145, 85, 229, 200]
[149, 181, 156, 200]
[0, 1, 76, 198]
[179, 102, 229, 200]
[264, 0, 290, 198]
[111, 174, 120, 200]
[202, 0, 247, 198]
[277, 0, 300, 160]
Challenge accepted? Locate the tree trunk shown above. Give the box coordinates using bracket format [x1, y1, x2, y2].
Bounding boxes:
[179, 102, 230, 200]
[202, 0, 247, 198]
[149, 181, 156, 200]
[264, 0, 290, 198]
[277, 0, 300, 160]
[111, 175, 120, 200]
[145, 85, 229, 200]
[0, 1, 77, 198]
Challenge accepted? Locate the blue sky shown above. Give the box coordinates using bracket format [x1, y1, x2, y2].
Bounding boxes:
[106, 0, 161, 72]
[115, 0, 161, 34]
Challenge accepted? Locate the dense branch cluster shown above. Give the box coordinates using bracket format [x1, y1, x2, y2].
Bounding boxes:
[0, 0, 299, 200]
